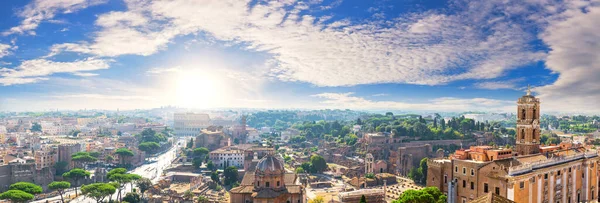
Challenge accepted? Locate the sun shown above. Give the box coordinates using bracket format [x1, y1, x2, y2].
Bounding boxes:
[175, 72, 220, 108]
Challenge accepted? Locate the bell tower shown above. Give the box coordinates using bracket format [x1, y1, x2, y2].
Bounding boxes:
[515, 85, 541, 156]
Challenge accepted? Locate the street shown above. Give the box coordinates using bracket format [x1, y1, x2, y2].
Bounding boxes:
[33, 138, 183, 203]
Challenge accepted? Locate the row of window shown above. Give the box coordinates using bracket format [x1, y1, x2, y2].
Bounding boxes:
[257, 181, 281, 187]
[455, 166, 475, 176]
[519, 166, 590, 190]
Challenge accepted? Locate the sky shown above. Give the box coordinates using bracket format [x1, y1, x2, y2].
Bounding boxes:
[0, 0, 598, 114]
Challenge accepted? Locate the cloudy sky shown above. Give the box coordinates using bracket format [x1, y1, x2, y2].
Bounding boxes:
[0, 0, 598, 113]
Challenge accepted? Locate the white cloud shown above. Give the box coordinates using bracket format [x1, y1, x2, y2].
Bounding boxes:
[0, 77, 49, 86]
[312, 92, 513, 112]
[146, 66, 182, 74]
[48, 0, 545, 87]
[474, 78, 524, 90]
[71, 72, 98, 77]
[3, 0, 107, 36]
[0, 44, 11, 58]
[371, 93, 389, 97]
[0, 58, 110, 85]
[535, 1, 600, 113]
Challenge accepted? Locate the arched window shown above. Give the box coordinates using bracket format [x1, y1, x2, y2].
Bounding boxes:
[521, 129, 525, 140]
[533, 109, 537, 119]
[532, 129, 536, 140]
[522, 109, 526, 119]
[266, 182, 270, 187]
[277, 181, 280, 187]
[257, 181, 260, 186]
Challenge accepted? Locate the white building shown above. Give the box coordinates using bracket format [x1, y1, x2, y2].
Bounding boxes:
[174, 113, 211, 136]
[352, 125, 361, 133]
[0, 125, 7, 134]
[246, 128, 261, 143]
[259, 127, 271, 134]
[281, 128, 300, 141]
[41, 122, 77, 135]
[209, 146, 245, 169]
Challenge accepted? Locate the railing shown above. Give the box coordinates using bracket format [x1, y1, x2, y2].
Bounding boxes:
[585, 151, 598, 158]
[508, 152, 598, 176]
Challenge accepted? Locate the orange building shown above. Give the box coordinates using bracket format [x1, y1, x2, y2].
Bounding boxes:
[427, 89, 600, 203]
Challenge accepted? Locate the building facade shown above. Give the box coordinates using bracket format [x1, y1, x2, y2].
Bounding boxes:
[174, 113, 211, 137]
[515, 88, 541, 156]
[427, 91, 600, 203]
[209, 146, 245, 169]
[230, 154, 305, 203]
[34, 150, 55, 170]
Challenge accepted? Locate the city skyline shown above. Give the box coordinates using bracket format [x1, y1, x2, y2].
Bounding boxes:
[0, 0, 599, 114]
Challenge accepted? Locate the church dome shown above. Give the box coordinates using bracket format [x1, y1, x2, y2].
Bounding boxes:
[255, 154, 285, 175]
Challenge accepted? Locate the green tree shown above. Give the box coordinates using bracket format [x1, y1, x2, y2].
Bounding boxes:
[360, 195, 367, 203]
[81, 183, 116, 203]
[107, 168, 140, 201]
[183, 190, 194, 201]
[9, 182, 42, 194]
[193, 147, 209, 157]
[55, 161, 69, 175]
[107, 168, 128, 179]
[187, 138, 194, 148]
[63, 168, 91, 196]
[0, 190, 34, 203]
[49, 181, 71, 203]
[310, 155, 327, 173]
[223, 166, 239, 185]
[30, 123, 42, 132]
[211, 171, 220, 183]
[197, 195, 209, 203]
[206, 160, 215, 171]
[72, 153, 98, 167]
[295, 167, 305, 174]
[393, 187, 445, 203]
[138, 142, 160, 155]
[123, 192, 141, 203]
[115, 148, 135, 165]
[140, 128, 167, 143]
[89, 151, 101, 158]
[419, 158, 428, 184]
[105, 155, 115, 163]
[136, 178, 152, 199]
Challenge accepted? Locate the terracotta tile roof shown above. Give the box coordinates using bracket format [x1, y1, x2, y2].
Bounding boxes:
[241, 171, 255, 186]
[286, 185, 302, 194]
[516, 154, 547, 164]
[251, 189, 285, 198]
[230, 185, 254, 193]
[284, 173, 297, 184]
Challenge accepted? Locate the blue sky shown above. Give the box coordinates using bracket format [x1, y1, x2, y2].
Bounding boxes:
[0, 0, 598, 113]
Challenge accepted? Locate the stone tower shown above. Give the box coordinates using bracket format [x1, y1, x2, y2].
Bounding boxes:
[365, 153, 374, 174]
[515, 86, 541, 156]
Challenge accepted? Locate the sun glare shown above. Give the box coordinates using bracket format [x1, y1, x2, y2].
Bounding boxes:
[175, 72, 221, 108]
